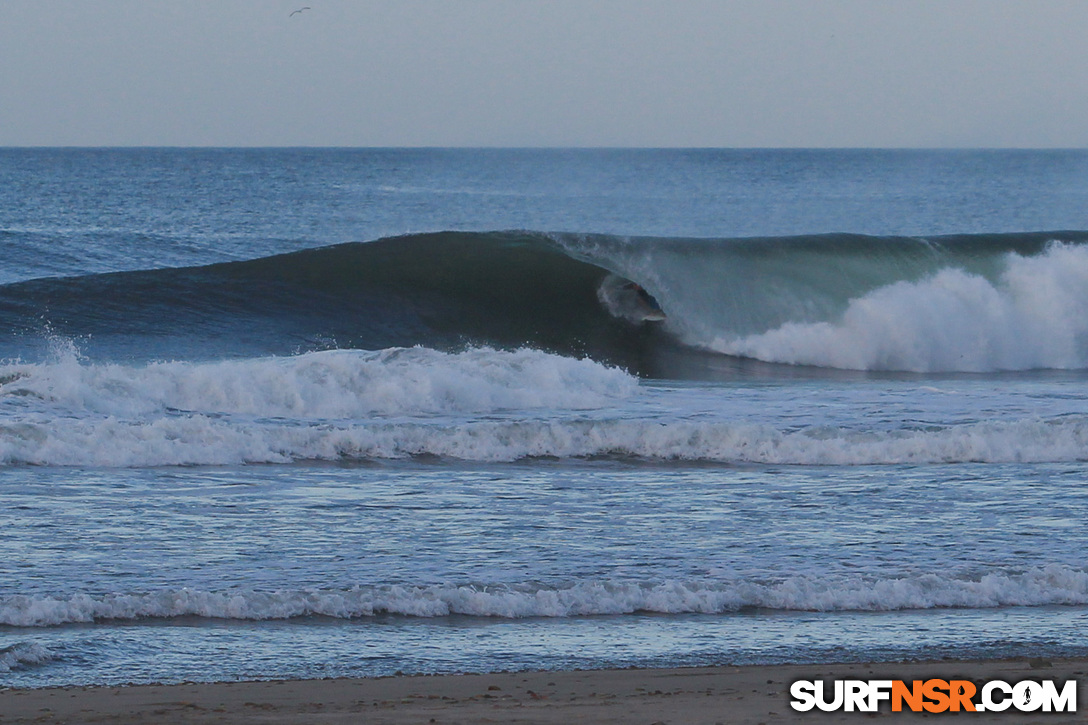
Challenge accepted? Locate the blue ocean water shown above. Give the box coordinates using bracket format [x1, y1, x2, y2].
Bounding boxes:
[2, 148, 1088, 687]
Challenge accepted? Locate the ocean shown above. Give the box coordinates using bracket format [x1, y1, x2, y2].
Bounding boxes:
[2, 148, 1088, 687]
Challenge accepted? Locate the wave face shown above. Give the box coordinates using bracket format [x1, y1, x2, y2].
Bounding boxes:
[6, 565, 1088, 626]
[0, 231, 655, 370]
[3, 230, 1088, 374]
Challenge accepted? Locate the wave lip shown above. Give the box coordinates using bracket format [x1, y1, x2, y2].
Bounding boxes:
[5, 565, 1087, 627]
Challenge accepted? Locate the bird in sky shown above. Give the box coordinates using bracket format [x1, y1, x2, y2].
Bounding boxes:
[289, 7, 311, 17]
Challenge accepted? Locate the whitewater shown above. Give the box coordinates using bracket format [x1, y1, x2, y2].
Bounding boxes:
[4, 345, 1088, 467]
[3, 148, 1088, 687]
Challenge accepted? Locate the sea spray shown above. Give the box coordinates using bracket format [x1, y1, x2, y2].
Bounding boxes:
[716, 243, 1088, 371]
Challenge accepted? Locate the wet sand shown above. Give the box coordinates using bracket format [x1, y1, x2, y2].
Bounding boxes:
[2, 658, 1084, 724]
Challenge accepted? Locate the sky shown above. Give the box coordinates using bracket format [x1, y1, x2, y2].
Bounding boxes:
[2, 0, 1087, 147]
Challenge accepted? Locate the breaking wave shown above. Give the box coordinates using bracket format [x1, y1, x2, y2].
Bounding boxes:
[0, 345, 636, 419]
[4, 416, 1088, 467]
[3, 229, 1088, 375]
[0, 642, 55, 671]
[6, 566, 1087, 626]
[716, 242, 1088, 372]
[2, 344, 1087, 466]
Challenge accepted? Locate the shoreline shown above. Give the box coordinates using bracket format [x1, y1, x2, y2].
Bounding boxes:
[3, 658, 1085, 724]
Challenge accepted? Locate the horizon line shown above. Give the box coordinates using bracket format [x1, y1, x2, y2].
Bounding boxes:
[2, 145, 1087, 152]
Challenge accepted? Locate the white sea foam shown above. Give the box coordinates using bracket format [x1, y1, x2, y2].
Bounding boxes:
[3, 342, 1087, 468]
[0, 346, 637, 419]
[6, 565, 1087, 626]
[2, 411, 1087, 467]
[0, 642, 54, 671]
[710, 243, 1088, 372]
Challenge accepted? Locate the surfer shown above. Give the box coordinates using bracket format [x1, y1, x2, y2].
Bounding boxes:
[623, 282, 666, 321]
[597, 274, 666, 323]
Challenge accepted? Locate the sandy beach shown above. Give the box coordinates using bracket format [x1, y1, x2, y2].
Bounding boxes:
[2, 658, 1083, 724]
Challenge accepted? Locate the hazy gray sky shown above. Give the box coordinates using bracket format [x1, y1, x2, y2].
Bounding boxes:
[2, 0, 1086, 147]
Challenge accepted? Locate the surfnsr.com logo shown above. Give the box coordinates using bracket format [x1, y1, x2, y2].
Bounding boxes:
[790, 678, 1077, 713]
